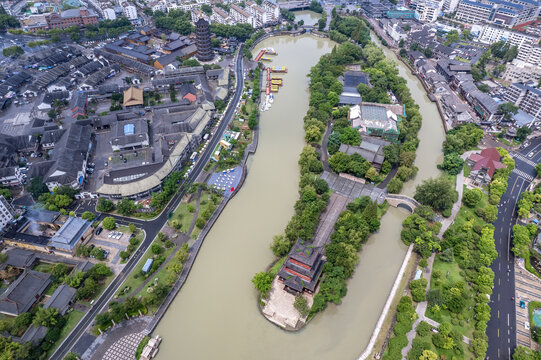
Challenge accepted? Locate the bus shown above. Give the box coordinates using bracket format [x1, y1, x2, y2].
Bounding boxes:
[190, 152, 198, 162]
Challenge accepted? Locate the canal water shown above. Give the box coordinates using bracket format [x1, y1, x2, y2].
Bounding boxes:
[292, 10, 322, 26]
[155, 34, 444, 360]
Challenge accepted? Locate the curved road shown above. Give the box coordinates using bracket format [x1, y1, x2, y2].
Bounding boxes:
[51, 45, 245, 360]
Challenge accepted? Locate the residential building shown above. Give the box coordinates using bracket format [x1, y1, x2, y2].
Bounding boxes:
[338, 137, 388, 169]
[0, 270, 51, 316]
[46, 7, 98, 29]
[103, 8, 116, 20]
[0, 167, 24, 187]
[0, 195, 15, 232]
[410, 0, 443, 22]
[262, 0, 279, 21]
[43, 284, 76, 315]
[477, 24, 539, 47]
[49, 217, 93, 255]
[230, 4, 255, 27]
[503, 60, 541, 83]
[469, 91, 500, 122]
[467, 148, 506, 185]
[455, 0, 540, 27]
[504, 82, 541, 121]
[442, 0, 461, 13]
[277, 239, 325, 295]
[516, 43, 541, 66]
[123, 4, 137, 20]
[386, 6, 418, 18]
[246, 1, 268, 27]
[349, 103, 403, 142]
[211, 6, 231, 24]
[195, 17, 214, 61]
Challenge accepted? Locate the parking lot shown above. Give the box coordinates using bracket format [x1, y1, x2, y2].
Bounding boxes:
[87, 228, 130, 267]
[515, 259, 541, 350]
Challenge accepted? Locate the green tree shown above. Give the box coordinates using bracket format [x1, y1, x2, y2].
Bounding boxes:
[414, 177, 457, 211]
[498, 102, 519, 121]
[252, 271, 272, 297]
[419, 350, 438, 360]
[27, 177, 48, 199]
[51, 263, 69, 278]
[462, 188, 483, 207]
[102, 216, 116, 230]
[97, 198, 115, 212]
[151, 244, 163, 255]
[444, 30, 459, 45]
[33, 307, 59, 327]
[2, 45, 23, 57]
[81, 211, 95, 221]
[438, 152, 464, 175]
[129, 223, 137, 233]
[339, 127, 361, 146]
[387, 178, 403, 194]
[270, 234, 290, 257]
[117, 198, 135, 216]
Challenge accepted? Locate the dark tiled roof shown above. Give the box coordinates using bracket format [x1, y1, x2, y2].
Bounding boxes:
[0, 270, 51, 316]
[43, 284, 76, 315]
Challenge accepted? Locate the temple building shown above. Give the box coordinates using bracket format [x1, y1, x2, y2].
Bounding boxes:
[277, 239, 325, 295]
[195, 17, 214, 62]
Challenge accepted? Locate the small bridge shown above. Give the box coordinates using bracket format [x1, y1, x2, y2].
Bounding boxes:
[279, 1, 310, 10]
[385, 194, 420, 213]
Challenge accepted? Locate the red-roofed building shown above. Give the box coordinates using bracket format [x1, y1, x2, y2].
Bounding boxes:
[467, 148, 507, 186]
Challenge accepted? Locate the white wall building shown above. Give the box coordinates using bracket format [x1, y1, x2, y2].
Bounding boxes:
[103, 8, 116, 20]
[211, 6, 232, 24]
[122, 4, 137, 19]
[503, 59, 541, 84]
[415, 0, 442, 22]
[262, 0, 279, 20]
[230, 4, 255, 27]
[0, 195, 15, 232]
[442, 0, 460, 13]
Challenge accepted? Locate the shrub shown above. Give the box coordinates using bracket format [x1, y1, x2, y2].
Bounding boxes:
[417, 321, 432, 337]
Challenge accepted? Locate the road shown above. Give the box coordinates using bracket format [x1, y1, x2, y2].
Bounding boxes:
[487, 137, 541, 360]
[50, 45, 245, 360]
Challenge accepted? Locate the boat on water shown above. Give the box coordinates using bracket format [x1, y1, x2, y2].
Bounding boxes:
[262, 47, 277, 55]
[271, 66, 287, 73]
[269, 94, 274, 103]
[261, 56, 272, 61]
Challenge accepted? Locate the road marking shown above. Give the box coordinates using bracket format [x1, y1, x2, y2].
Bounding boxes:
[498, 310, 500, 318]
[513, 168, 534, 181]
[508, 313, 510, 326]
[498, 328, 500, 337]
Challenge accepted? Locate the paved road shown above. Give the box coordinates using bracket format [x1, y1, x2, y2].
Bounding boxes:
[50, 45, 245, 360]
[487, 138, 541, 360]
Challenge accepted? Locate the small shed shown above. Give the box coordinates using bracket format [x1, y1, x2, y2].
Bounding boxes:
[142, 258, 154, 273]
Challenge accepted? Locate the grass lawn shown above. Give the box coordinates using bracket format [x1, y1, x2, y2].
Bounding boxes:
[33, 262, 55, 273]
[269, 256, 286, 277]
[45, 282, 60, 296]
[117, 240, 177, 298]
[169, 199, 197, 234]
[47, 310, 85, 357]
[412, 330, 475, 360]
[190, 193, 223, 239]
[427, 256, 476, 340]
[463, 165, 471, 178]
[134, 260, 176, 314]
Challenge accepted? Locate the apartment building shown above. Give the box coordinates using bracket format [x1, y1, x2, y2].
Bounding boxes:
[503, 60, 541, 83]
[122, 4, 137, 20]
[211, 6, 232, 24]
[516, 43, 541, 66]
[477, 25, 539, 46]
[442, 0, 460, 12]
[230, 4, 255, 27]
[504, 83, 541, 120]
[0, 167, 24, 187]
[0, 196, 15, 233]
[46, 7, 98, 29]
[262, 0, 279, 20]
[455, 0, 540, 27]
[414, 0, 443, 22]
[103, 8, 116, 20]
[246, 1, 268, 27]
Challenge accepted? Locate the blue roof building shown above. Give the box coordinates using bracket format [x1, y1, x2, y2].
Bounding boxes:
[49, 217, 92, 254]
[142, 258, 154, 273]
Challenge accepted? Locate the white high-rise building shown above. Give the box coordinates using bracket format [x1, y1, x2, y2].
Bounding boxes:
[103, 8, 116, 20]
[123, 4, 137, 20]
[0, 195, 15, 232]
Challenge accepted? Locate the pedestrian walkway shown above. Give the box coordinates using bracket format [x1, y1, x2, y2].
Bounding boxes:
[186, 188, 203, 236]
[512, 152, 538, 168]
[513, 168, 534, 181]
[312, 193, 349, 247]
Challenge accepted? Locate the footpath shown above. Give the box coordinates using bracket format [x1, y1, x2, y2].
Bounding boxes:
[401, 154, 471, 358]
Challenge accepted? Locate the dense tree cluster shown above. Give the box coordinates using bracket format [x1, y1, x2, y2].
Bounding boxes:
[382, 296, 417, 360]
[488, 148, 515, 205]
[414, 177, 458, 214]
[84, 17, 133, 39]
[311, 197, 381, 313]
[154, 10, 194, 35]
[442, 123, 484, 155]
[401, 206, 442, 257]
[0, 7, 19, 31]
[512, 224, 536, 260]
[151, 171, 183, 209]
[38, 185, 77, 213]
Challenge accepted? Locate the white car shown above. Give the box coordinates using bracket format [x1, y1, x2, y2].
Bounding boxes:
[528, 152, 535, 158]
[525, 321, 530, 330]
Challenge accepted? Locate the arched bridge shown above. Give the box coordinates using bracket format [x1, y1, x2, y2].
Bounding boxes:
[385, 194, 421, 213]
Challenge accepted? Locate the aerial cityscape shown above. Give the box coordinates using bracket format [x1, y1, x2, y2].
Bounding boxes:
[0, 0, 539, 358]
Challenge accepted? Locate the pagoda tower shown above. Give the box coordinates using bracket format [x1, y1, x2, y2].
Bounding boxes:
[195, 17, 214, 62]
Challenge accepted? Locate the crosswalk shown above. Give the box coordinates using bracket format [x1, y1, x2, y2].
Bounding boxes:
[513, 168, 534, 181]
[512, 152, 538, 167]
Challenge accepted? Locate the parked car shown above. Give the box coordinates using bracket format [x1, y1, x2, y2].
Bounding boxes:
[96, 227, 103, 235]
